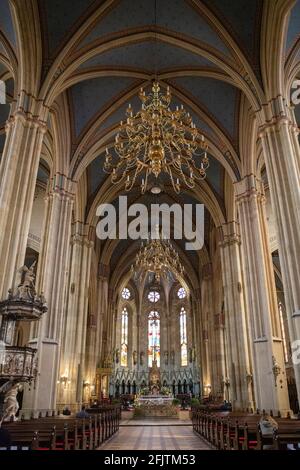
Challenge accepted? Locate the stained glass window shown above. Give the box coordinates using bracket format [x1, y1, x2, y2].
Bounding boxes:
[121, 307, 128, 366]
[148, 311, 160, 367]
[178, 287, 186, 299]
[180, 307, 188, 366]
[148, 291, 160, 303]
[122, 287, 131, 300]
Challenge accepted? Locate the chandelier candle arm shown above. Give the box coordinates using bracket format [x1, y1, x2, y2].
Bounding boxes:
[103, 81, 209, 193]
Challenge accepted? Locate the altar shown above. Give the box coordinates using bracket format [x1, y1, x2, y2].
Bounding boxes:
[134, 395, 178, 418]
[133, 358, 179, 418]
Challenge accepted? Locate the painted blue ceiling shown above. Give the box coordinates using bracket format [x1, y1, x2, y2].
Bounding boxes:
[295, 102, 300, 127]
[206, 0, 261, 59]
[88, 154, 103, 197]
[205, 154, 224, 197]
[70, 76, 135, 137]
[79, 40, 216, 71]
[79, 0, 230, 56]
[170, 76, 238, 138]
[41, 0, 96, 54]
[0, 62, 5, 73]
[286, 0, 300, 53]
[0, 103, 10, 126]
[37, 165, 49, 184]
[0, 0, 16, 47]
[0, 133, 6, 158]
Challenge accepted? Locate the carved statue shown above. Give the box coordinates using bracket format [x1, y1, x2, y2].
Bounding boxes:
[16, 262, 37, 300]
[133, 350, 137, 365]
[2, 383, 21, 422]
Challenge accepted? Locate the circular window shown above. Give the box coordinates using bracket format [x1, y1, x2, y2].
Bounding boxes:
[121, 287, 131, 300]
[177, 287, 186, 299]
[148, 291, 160, 303]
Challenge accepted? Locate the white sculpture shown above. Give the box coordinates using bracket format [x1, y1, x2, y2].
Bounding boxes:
[2, 383, 21, 422]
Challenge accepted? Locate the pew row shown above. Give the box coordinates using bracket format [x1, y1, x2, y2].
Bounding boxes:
[1, 406, 121, 450]
[192, 409, 300, 450]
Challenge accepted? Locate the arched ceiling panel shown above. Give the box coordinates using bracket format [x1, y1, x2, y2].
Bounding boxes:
[79, 0, 230, 56]
[79, 40, 217, 71]
[0, 0, 16, 47]
[295, 100, 300, 127]
[170, 76, 239, 139]
[40, 0, 96, 55]
[37, 163, 50, 185]
[69, 76, 136, 137]
[286, 0, 300, 54]
[204, 0, 262, 71]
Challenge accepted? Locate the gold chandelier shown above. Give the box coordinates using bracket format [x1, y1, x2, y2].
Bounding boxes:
[104, 81, 209, 194]
[131, 232, 184, 282]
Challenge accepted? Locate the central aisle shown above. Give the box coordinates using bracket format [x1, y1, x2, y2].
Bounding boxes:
[100, 423, 212, 450]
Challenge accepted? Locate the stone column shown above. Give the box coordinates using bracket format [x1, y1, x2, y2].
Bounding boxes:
[58, 223, 93, 409]
[0, 95, 47, 298]
[259, 101, 300, 404]
[219, 222, 254, 410]
[200, 264, 214, 396]
[192, 290, 202, 396]
[22, 174, 74, 415]
[235, 174, 290, 414]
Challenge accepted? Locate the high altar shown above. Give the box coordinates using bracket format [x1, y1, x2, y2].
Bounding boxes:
[134, 360, 178, 418]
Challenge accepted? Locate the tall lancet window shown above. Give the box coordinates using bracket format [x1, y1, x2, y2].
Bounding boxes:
[180, 307, 188, 366]
[148, 311, 160, 367]
[121, 307, 128, 367]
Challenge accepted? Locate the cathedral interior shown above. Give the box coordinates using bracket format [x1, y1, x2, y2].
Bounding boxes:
[1, 0, 300, 453]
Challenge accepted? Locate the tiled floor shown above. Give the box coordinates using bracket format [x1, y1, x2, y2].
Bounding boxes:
[100, 424, 212, 450]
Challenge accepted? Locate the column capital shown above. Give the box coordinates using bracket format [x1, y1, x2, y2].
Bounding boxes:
[6, 90, 49, 131]
[71, 221, 93, 248]
[234, 174, 265, 204]
[49, 173, 76, 200]
[256, 95, 298, 136]
[218, 221, 240, 247]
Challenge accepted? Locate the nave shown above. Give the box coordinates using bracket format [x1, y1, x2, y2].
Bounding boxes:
[100, 420, 211, 451]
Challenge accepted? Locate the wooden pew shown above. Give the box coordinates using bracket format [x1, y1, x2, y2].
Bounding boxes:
[2, 405, 121, 451]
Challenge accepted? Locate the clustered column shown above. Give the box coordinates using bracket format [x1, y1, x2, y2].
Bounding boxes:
[219, 221, 254, 410]
[0, 93, 47, 298]
[259, 99, 300, 404]
[22, 174, 74, 415]
[235, 174, 290, 414]
[58, 222, 93, 408]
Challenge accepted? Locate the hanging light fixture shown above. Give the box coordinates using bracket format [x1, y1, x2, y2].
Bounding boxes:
[131, 229, 184, 282]
[104, 81, 209, 194]
[103, 1, 208, 194]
